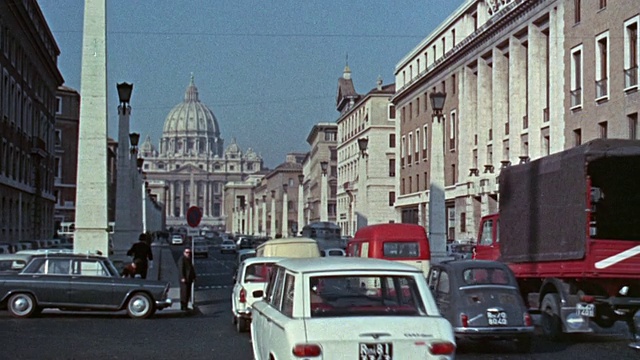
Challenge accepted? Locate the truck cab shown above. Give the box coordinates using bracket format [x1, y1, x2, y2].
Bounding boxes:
[473, 214, 500, 261]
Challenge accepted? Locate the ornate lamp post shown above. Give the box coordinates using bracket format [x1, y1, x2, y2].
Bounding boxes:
[357, 138, 369, 231]
[297, 174, 305, 236]
[281, 184, 289, 237]
[428, 91, 449, 263]
[320, 161, 329, 222]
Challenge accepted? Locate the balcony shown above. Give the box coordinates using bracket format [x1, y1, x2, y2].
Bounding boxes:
[595, 78, 608, 99]
[625, 66, 638, 89]
[570, 88, 582, 108]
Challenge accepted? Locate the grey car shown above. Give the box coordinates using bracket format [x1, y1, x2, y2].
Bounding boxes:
[427, 260, 534, 353]
[0, 253, 172, 319]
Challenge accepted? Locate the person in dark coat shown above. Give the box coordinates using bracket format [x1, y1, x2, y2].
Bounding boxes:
[127, 233, 153, 279]
[178, 247, 197, 311]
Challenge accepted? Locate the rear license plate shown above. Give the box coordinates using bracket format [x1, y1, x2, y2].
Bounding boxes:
[487, 311, 508, 325]
[359, 343, 392, 360]
[576, 303, 595, 317]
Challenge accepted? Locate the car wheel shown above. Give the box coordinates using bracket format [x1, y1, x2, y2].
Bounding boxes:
[541, 293, 563, 341]
[514, 336, 532, 353]
[237, 317, 248, 333]
[127, 293, 155, 319]
[8, 293, 37, 318]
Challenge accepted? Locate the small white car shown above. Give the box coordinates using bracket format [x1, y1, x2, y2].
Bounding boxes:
[320, 248, 346, 257]
[171, 234, 184, 245]
[251, 257, 456, 360]
[220, 240, 237, 254]
[231, 257, 284, 332]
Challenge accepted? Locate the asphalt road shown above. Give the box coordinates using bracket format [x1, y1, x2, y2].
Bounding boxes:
[0, 245, 638, 359]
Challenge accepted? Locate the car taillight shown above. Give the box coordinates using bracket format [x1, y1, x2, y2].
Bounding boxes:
[580, 295, 595, 303]
[429, 341, 456, 355]
[292, 344, 321, 357]
[239, 288, 246, 303]
[524, 312, 532, 326]
[460, 313, 468, 328]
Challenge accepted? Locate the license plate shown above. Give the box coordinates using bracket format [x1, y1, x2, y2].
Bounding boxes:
[576, 303, 595, 317]
[359, 343, 392, 360]
[487, 311, 508, 326]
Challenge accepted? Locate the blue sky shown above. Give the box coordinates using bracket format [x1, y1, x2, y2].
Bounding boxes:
[39, 0, 463, 168]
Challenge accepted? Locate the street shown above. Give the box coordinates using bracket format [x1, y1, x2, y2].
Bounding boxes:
[0, 244, 638, 359]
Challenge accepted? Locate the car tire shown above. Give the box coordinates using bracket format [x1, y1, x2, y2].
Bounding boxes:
[126, 292, 155, 319]
[541, 293, 563, 341]
[514, 336, 532, 353]
[237, 317, 248, 333]
[7, 293, 37, 318]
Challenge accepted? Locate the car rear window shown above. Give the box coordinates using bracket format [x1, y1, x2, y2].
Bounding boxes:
[244, 263, 274, 283]
[462, 267, 510, 285]
[382, 242, 420, 258]
[308, 275, 426, 317]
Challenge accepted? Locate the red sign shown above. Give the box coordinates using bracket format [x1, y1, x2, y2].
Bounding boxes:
[186, 206, 203, 227]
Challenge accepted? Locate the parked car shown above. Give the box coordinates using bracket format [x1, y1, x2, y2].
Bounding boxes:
[236, 249, 256, 267]
[0, 253, 172, 319]
[171, 234, 184, 245]
[231, 257, 284, 332]
[427, 260, 534, 352]
[251, 257, 456, 359]
[236, 236, 254, 250]
[192, 238, 209, 258]
[320, 248, 346, 257]
[0, 244, 15, 255]
[446, 243, 475, 260]
[0, 253, 33, 274]
[220, 240, 237, 254]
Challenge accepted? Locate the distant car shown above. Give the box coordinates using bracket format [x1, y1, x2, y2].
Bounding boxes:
[236, 236, 253, 250]
[320, 248, 346, 257]
[193, 238, 209, 258]
[251, 257, 456, 359]
[171, 234, 184, 245]
[220, 240, 236, 254]
[0, 253, 172, 319]
[236, 249, 256, 266]
[447, 243, 475, 260]
[231, 257, 283, 332]
[427, 260, 534, 353]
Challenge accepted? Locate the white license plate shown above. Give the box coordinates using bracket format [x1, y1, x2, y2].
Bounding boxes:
[360, 343, 392, 360]
[576, 303, 595, 317]
[487, 311, 508, 326]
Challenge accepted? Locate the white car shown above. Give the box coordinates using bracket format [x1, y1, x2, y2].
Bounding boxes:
[220, 240, 237, 254]
[320, 248, 346, 257]
[171, 235, 184, 245]
[251, 257, 456, 360]
[231, 257, 284, 332]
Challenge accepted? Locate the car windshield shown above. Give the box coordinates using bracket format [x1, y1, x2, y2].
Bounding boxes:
[243, 263, 274, 283]
[462, 267, 510, 285]
[308, 274, 426, 317]
[223, 240, 234, 245]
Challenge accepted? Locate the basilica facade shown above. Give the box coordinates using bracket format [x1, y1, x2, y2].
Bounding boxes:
[139, 76, 263, 230]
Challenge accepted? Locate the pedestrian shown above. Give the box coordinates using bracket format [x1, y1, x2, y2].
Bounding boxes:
[126, 233, 153, 279]
[121, 260, 139, 278]
[178, 247, 197, 311]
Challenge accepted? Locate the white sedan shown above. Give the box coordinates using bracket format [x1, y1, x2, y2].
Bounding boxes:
[251, 257, 456, 359]
[220, 240, 237, 254]
[231, 257, 284, 332]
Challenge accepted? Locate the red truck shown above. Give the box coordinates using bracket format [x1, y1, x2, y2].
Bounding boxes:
[474, 139, 640, 339]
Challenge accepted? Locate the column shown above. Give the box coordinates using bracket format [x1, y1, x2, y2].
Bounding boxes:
[113, 101, 133, 258]
[254, 200, 259, 236]
[270, 191, 277, 238]
[429, 111, 448, 263]
[179, 181, 185, 217]
[320, 173, 328, 222]
[261, 196, 267, 236]
[297, 181, 305, 236]
[282, 187, 288, 237]
[74, 0, 109, 256]
[203, 181, 209, 217]
[358, 156, 368, 230]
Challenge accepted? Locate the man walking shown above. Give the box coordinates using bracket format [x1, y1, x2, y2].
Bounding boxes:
[178, 247, 197, 311]
[127, 233, 153, 279]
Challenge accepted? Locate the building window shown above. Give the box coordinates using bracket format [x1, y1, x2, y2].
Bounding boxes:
[401, 135, 406, 167]
[424, 172, 427, 189]
[449, 111, 456, 150]
[630, 113, 638, 140]
[571, 46, 583, 108]
[414, 129, 420, 162]
[389, 159, 395, 177]
[389, 133, 396, 148]
[416, 97, 420, 116]
[599, 0, 606, 9]
[388, 192, 395, 206]
[423, 125, 428, 159]
[388, 104, 396, 119]
[595, 32, 609, 99]
[574, 0, 581, 24]
[452, 74, 456, 94]
[452, 164, 457, 184]
[574, 128, 582, 146]
[624, 17, 639, 89]
[407, 133, 413, 165]
[54, 156, 61, 178]
[599, 122, 608, 138]
[55, 96, 62, 115]
[460, 212, 466, 233]
[55, 129, 62, 145]
[416, 174, 420, 191]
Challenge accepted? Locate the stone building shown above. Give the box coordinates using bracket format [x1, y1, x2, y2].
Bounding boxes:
[335, 65, 398, 236]
[0, 0, 64, 242]
[304, 123, 338, 224]
[393, 0, 639, 242]
[140, 76, 263, 230]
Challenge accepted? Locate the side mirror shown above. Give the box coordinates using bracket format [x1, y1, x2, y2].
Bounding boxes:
[253, 290, 264, 298]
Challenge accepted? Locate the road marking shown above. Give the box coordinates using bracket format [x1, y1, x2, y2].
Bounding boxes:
[595, 245, 640, 269]
[196, 285, 232, 290]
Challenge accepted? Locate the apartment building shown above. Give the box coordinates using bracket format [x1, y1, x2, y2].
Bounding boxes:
[394, 0, 638, 242]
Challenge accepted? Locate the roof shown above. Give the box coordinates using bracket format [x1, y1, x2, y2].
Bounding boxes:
[434, 259, 510, 270]
[241, 256, 286, 266]
[258, 237, 318, 247]
[275, 257, 423, 274]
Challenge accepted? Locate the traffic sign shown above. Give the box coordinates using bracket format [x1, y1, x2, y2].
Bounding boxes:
[186, 206, 203, 227]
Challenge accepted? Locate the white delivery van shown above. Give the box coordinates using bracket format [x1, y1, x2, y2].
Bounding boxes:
[255, 237, 321, 258]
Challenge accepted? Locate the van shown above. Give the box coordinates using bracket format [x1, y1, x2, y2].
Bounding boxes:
[348, 223, 431, 277]
[255, 237, 321, 258]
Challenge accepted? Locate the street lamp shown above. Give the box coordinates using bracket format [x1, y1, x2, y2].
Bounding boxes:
[282, 183, 289, 237]
[428, 91, 448, 263]
[117, 82, 133, 106]
[358, 137, 369, 157]
[297, 174, 305, 236]
[320, 161, 329, 222]
[129, 132, 140, 154]
[136, 157, 145, 173]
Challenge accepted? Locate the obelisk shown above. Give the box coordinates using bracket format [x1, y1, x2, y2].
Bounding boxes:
[74, 0, 109, 256]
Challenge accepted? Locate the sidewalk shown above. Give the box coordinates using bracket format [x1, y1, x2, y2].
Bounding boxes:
[149, 242, 196, 315]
